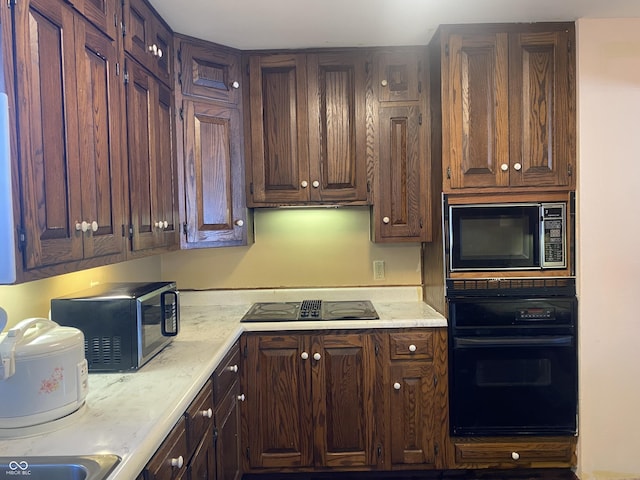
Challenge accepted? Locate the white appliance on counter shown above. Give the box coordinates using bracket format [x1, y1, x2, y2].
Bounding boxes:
[0, 318, 88, 429]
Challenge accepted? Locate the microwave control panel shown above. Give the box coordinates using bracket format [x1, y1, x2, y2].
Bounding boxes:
[541, 203, 566, 268]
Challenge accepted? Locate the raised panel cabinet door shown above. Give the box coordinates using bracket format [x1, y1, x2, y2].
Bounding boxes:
[375, 105, 427, 242]
[182, 100, 246, 245]
[125, 59, 160, 251]
[389, 363, 437, 467]
[248, 54, 310, 204]
[74, 17, 125, 259]
[215, 380, 242, 480]
[445, 32, 510, 189]
[123, 0, 153, 69]
[13, 0, 84, 268]
[244, 334, 313, 469]
[509, 28, 575, 188]
[376, 49, 421, 102]
[306, 52, 369, 203]
[187, 429, 215, 480]
[311, 333, 377, 468]
[155, 83, 179, 248]
[152, 16, 172, 87]
[69, 0, 117, 39]
[180, 41, 241, 104]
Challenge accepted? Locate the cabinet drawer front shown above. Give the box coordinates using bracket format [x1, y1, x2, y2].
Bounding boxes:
[185, 380, 214, 457]
[389, 331, 434, 360]
[145, 415, 188, 480]
[454, 440, 575, 465]
[213, 342, 240, 403]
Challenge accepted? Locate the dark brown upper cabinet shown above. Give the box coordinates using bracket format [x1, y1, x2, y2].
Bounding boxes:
[246, 51, 370, 206]
[10, 0, 125, 280]
[68, 0, 118, 40]
[431, 23, 576, 193]
[175, 36, 249, 248]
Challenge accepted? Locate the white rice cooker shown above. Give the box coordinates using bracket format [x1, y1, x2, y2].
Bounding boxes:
[0, 317, 88, 428]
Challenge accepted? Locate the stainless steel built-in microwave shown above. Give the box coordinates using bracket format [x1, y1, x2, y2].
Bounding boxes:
[446, 201, 568, 272]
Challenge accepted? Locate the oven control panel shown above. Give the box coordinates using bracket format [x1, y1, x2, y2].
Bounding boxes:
[517, 307, 555, 320]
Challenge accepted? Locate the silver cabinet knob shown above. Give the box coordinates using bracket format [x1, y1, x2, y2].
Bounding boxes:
[501, 163, 509, 172]
[227, 364, 238, 373]
[301, 180, 308, 188]
[381, 79, 388, 87]
[312, 180, 320, 188]
[511, 451, 520, 460]
[393, 382, 401, 390]
[231, 81, 240, 89]
[300, 352, 309, 360]
[170, 456, 183, 468]
[237, 394, 246, 402]
[408, 344, 417, 352]
[200, 408, 213, 418]
[313, 352, 321, 361]
[513, 162, 522, 171]
[235, 219, 244, 227]
[382, 216, 390, 224]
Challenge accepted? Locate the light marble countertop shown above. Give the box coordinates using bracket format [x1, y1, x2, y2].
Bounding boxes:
[0, 287, 446, 479]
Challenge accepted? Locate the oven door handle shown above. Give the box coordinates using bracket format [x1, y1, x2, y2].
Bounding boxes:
[454, 335, 573, 348]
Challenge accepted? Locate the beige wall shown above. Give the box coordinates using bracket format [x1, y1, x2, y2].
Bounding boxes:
[576, 17, 640, 480]
[0, 257, 161, 329]
[161, 207, 422, 289]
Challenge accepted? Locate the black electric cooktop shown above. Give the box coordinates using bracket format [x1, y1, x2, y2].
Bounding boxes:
[240, 300, 379, 322]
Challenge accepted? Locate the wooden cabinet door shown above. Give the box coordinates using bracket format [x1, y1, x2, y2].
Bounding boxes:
[375, 105, 427, 242]
[389, 363, 437, 467]
[215, 379, 242, 480]
[187, 429, 215, 480]
[509, 29, 574, 188]
[69, 0, 118, 39]
[248, 54, 310, 204]
[125, 59, 158, 251]
[244, 334, 313, 468]
[306, 52, 368, 203]
[376, 49, 422, 102]
[445, 32, 510, 189]
[182, 100, 246, 246]
[311, 333, 377, 468]
[180, 42, 241, 104]
[74, 17, 125, 259]
[13, 0, 84, 269]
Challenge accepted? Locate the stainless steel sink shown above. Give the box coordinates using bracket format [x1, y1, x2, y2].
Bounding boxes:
[0, 454, 120, 480]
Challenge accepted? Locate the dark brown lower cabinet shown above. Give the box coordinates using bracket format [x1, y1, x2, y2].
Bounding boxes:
[241, 332, 379, 471]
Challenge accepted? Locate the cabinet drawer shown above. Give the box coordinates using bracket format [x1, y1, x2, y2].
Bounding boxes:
[454, 439, 576, 466]
[185, 380, 214, 458]
[144, 415, 188, 480]
[213, 342, 240, 403]
[389, 331, 434, 360]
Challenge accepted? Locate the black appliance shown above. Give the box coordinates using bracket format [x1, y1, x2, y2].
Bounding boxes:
[51, 282, 179, 372]
[448, 293, 577, 436]
[240, 300, 379, 322]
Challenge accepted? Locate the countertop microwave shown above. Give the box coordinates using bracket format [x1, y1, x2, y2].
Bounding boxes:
[50, 282, 179, 372]
[445, 199, 570, 273]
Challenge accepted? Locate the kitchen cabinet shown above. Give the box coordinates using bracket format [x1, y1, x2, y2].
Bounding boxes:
[385, 329, 449, 470]
[175, 36, 249, 248]
[372, 48, 430, 242]
[124, 59, 179, 253]
[123, 0, 172, 87]
[10, 0, 126, 280]
[246, 51, 370, 206]
[452, 437, 577, 468]
[144, 415, 189, 480]
[432, 23, 576, 192]
[68, 0, 118, 40]
[241, 332, 380, 470]
[185, 381, 215, 480]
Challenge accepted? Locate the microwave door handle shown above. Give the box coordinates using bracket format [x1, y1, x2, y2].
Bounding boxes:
[161, 291, 179, 337]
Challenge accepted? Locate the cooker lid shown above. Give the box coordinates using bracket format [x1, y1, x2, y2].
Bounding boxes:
[0, 318, 84, 380]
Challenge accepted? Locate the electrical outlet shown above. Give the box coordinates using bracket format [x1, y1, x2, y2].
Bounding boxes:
[373, 260, 385, 280]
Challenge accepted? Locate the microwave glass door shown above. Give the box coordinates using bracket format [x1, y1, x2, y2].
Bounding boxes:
[138, 290, 179, 363]
[450, 205, 540, 271]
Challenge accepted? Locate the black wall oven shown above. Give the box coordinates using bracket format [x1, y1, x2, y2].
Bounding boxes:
[448, 291, 578, 436]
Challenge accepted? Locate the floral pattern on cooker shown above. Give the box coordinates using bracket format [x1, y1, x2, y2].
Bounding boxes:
[39, 367, 64, 394]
